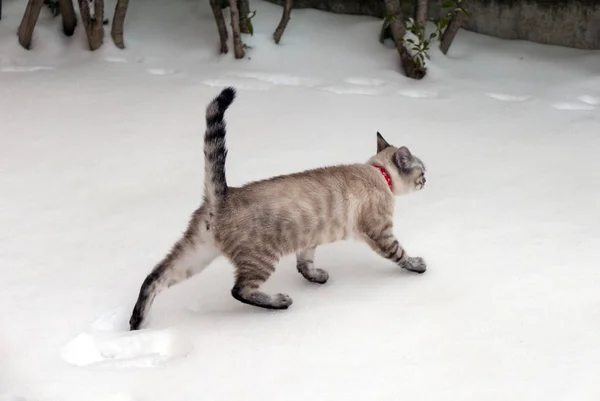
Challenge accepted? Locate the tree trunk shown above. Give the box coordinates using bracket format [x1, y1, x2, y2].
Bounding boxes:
[415, 0, 428, 27]
[228, 0, 245, 59]
[77, 0, 104, 50]
[111, 0, 129, 49]
[273, 0, 292, 44]
[440, 11, 465, 55]
[17, 0, 45, 49]
[238, 0, 250, 34]
[210, 0, 229, 54]
[59, 0, 77, 36]
[383, 0, 426, 80]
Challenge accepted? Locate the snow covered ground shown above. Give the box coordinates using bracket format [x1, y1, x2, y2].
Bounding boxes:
[1, 0, 600, 400]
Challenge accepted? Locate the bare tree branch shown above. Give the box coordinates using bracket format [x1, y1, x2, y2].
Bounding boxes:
[111, 0, 129, 49]
[77, 0, 104, 50]
[383, 0, 426, 80]
[18, 0, 45, 49]
[415, 0, 428, 27]
[238, 0, 251, 34]
[440, 10, 466, 55]
[210, 0, 228, 54]
[228, 0, 245, 58]
[58, 0, 77, 36]
[273, 0, 293, 44]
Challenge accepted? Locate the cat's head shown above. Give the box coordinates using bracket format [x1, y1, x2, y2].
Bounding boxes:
[368, 132, 426, 195]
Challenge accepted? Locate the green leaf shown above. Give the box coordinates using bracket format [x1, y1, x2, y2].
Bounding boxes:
[247, 20, 254, 36]
[405, 38, 415, 44]
[442, 0, 454, 8]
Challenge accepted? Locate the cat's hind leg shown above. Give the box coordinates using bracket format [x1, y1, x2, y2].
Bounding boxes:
[129, 207, 220, 330]
[296, 246, 329, 284]
[229, 249, 293, 310]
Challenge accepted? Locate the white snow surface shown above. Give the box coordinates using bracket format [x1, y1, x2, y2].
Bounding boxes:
[1, 0, 600, 400]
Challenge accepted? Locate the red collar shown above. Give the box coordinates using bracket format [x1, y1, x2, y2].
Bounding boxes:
[373, 165, 392, 190]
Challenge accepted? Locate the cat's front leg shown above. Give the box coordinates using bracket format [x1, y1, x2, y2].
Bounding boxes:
[361, 224, 427, 274]
[400, 256, 427, 273]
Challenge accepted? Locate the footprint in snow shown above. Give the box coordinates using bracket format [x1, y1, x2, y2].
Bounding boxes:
[234, 72, 322, 87]
[104, 57, 128, 63]
[202, 77, 272, 91]
[577, 95, 600, 105]
[343, 77, 394, 87]
[552, 102, 595, 111]
[398, 89, 438, 99]
[147, 68, 178, 76]
[321, 84, 385, 96]
[105, 56, 145, 64]
[60, 307, 192, 369]
[320, 76, 401, 96]
[0, 66, 54, 72]
[485, 92, 530, 102]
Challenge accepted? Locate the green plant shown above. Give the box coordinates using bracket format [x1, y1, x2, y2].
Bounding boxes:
[246, 10, 256, 36]
[404, 19, 437, 68]
[402, 0, 469, 67]
[442, 0, 470, 17]
[43, 0, 60, 17]
[432, 16, 447, 39]
[379, 13, 395, 44]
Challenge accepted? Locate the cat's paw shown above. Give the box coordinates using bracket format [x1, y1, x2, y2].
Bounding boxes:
[273, 293, 293, 309]
[300, 268, 329, 284]
[402, 256, 427, 274]
[310, 268, 329, 284]
[129, 313, 144, 331]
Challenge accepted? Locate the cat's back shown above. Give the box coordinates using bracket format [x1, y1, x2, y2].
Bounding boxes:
[213, 164, 392, 254]
[229, 163, 381, 205]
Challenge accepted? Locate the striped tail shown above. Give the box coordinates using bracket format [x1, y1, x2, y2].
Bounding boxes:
[203, 87, 236, 205]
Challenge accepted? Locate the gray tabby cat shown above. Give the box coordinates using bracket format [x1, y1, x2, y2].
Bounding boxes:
[129, 87, 428, 331]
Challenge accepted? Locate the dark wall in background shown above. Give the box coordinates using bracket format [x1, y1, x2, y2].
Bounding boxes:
[264, 0, 600, 49]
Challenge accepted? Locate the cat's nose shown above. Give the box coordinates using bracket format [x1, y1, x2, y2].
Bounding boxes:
[422, 177, 426, 184]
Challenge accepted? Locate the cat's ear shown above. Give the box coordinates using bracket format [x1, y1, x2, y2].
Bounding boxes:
[394, 146, 413, 170]
[377, 132, 391, 153]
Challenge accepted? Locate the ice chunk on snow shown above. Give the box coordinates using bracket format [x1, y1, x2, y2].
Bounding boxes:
[61, 328, 192, 369]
